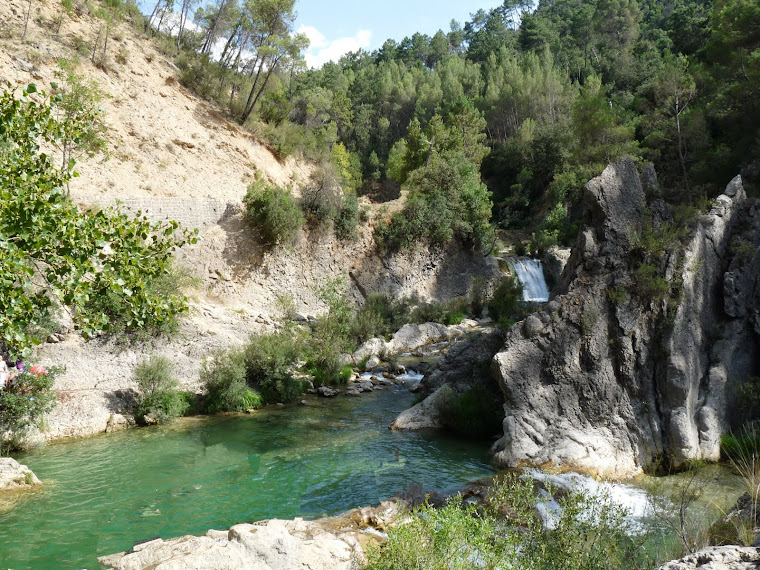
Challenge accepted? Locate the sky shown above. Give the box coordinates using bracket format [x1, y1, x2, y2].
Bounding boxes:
[293, 0, 505, 68]
[137, 0, 505, 68]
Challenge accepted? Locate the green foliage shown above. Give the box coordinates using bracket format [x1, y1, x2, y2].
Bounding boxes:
[306, 278, 355, 385]
[410, 298, 467, 326]
[0, 85, 195, 358]
[488, 275, 523, 326]
[0, 364, 57, 453]
[133, 355, 190, 424]
[438, 386, 504, 438]
[352, 293, 412, 343]
[244, 178, 303, 247]
[335, 193, 359, 241]
[200, 350, 262, 413]
[243, 330, 304, 404]
[363, 474, 645, 570]
[633, 263, 670, 303]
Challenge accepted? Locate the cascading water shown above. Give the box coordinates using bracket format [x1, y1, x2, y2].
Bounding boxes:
[508, 258, 550, 302]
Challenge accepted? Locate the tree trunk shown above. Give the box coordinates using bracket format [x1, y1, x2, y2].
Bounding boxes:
[22, 0, 32, 40]
[92, 24, 102, 64]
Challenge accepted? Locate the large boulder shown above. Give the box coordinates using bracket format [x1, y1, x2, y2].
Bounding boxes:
[385, 322, 451, 354]
[0, 458, 41, 490]
[99, 518, 363, 570]
[490, 159, 760, 477]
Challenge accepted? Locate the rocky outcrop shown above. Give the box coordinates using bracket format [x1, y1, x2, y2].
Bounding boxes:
[0, 458, 40, 490]
[491, 158, 760, 478]
[99, 518, 365, 570]
[391, 329, 505, 433]
[657, 546, 760, 569]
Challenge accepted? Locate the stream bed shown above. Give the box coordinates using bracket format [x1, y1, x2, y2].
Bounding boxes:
[0, 375, 495, 569]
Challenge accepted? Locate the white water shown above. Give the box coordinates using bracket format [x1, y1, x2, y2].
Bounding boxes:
[508, 258, 550, 303]
[525, 469, 653, 533]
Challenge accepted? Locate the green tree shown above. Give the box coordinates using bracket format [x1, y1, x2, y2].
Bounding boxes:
[0, 85, 196, 357]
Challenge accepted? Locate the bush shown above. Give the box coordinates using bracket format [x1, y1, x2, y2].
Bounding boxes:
[0, 364, 57, 453]
[487, 276, 523, 325]
[438, 386, 504, 438]
[306, 278, 355, 385]
[335, 193, 359, 240]
[352, 293, 412, 343]
[634, 263, 670, 302]
[133, 355, 190, 424]
[363, 474, 646, 570]
[201, 350, 262, 413]
[244, 330, 304, 404]
[244, 178, 303, 247]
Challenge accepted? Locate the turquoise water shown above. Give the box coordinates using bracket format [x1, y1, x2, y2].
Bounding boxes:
[0, 382, 495, 569]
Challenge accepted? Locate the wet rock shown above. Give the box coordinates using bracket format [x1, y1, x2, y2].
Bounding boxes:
[316, 386, 339, 398]
[365, 355, 381, 370]
[0, 458, 40, 490]
[390, 384, 455, 431]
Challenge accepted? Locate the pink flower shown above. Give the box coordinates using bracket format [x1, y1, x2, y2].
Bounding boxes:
[30, 365, 47, 377]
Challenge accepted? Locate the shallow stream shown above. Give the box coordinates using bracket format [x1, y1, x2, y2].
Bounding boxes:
[0, 375, 495, 569]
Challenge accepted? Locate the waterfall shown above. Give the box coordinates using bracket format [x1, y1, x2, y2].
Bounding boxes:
[508, 258, 550, 302]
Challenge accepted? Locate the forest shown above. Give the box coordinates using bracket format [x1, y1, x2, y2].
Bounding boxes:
[156, 0, 759, 250]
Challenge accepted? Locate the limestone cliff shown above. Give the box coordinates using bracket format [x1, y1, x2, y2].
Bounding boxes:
[491, 158, 760, 478]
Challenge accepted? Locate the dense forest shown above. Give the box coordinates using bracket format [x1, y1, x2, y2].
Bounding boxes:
[90, 0, 760, 249]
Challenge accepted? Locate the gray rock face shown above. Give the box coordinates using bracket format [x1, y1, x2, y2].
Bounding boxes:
[385, 322, 451, 354]
[0, 458, 41, 490]
[657, 546, 760, 570]
[99, 518, 362, 570]
[491, 159, 760, 477]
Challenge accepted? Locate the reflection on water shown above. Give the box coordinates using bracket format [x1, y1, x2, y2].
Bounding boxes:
[0, 380, 494, 569]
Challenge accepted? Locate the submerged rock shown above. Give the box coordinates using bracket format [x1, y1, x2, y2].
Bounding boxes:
[490, 159, 760, 477]
[0, 458, 41, 490]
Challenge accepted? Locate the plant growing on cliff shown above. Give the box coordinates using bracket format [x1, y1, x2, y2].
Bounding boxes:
[0, 364, 57, 453]
[133, 355, 190, 424]
[0, 84, 196, 358]
[244, 177, 303, 247]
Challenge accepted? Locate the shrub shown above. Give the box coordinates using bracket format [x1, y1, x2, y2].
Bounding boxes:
[244, 178, 303, 247]
[438, 386, 504, 438]
[335, 193, 359, 240]
[634, 263, 670, 302]
[300, 168, 342, 225]
[352, 293, 412, 343]
[469, 276, 488, 318]
[0, 364, 57, 453]
[306, 278, 355, 385]
[201, 350, 262, 413]
[244, 330, 304, 404]
[487, 276, 523, 324]
[133, 355, 189, 424]
[363, 474, 645, 570]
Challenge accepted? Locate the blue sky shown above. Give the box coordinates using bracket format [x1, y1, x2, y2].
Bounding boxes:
[294, 0, 504, 67]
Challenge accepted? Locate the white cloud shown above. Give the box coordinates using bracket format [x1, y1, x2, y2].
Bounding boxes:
[297, 26, 372, 69]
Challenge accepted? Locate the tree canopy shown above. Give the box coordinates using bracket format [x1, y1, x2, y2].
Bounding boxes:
[0, 84, 196, 357]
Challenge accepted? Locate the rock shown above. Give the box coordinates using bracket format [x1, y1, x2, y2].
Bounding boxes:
[0, 458, 41, 490]
[98, 518, 363, 570]
[390, 384, 455, 431]
[348, 500, 402, 531]
[352, 338, 387, 366]
[345, 389, 361, 397]
[365, 355, 381, 370]
[13, 57, 34, 73]
[300, 400, 309, 406]
[523, 315, 544, 338]
[292, 313, 309, 322]
[316, 386, 339, 398]
[105, 413, 131, 433]
[656, 546, 760, 569]
[490, 160, 759, 477]
[385, 322, 451, 354]
[142, 413, 160, 425]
